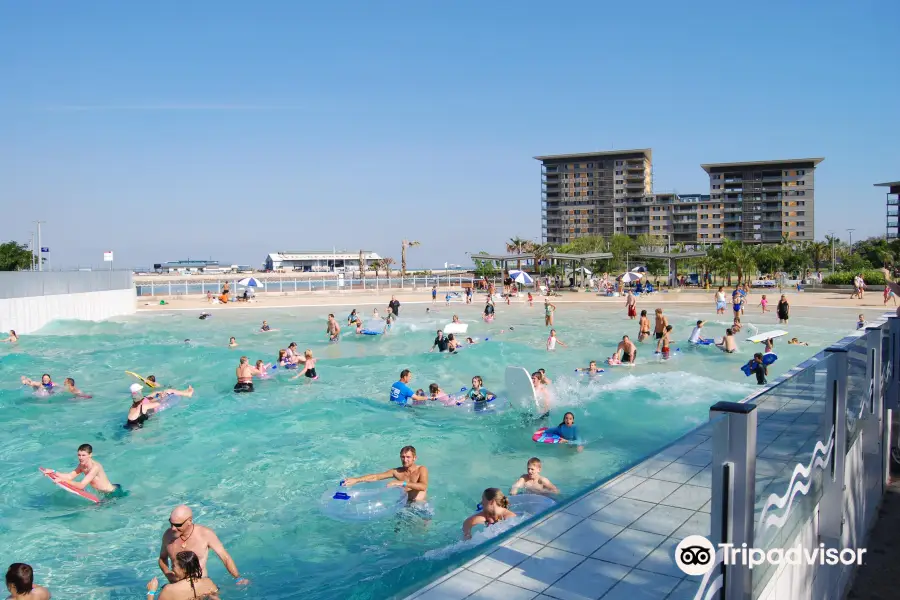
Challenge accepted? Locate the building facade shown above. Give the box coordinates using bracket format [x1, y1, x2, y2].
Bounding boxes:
[538, 150, 822, 246]
[537, 149, 652, 244]
[701, 158, 822, 243]
[264, 251, 382, 272]
[874, 182, 900, 240]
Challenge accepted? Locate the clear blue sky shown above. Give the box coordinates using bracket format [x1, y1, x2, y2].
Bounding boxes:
[1, 0, 897, 270]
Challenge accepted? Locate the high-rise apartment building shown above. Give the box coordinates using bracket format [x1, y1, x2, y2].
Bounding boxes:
[537, 151, 821, 246]
[874, 181, 900, 240]
[537, 149, 652, 244]
[701, 158, 823, 243]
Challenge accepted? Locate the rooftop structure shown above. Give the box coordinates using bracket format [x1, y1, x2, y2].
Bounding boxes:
[265, 251, 382, 273]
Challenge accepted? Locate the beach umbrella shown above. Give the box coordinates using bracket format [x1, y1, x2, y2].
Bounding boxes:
[620, 271, 645, 283]
[631, 266, 648, 273]
[508, 270, 534, 285]
[237, 277, 262, 287]
[575, 267, 593, 275]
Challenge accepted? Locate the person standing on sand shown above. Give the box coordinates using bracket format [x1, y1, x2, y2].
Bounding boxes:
[158, 505, 248, 585]
[625, 290, 637, 320]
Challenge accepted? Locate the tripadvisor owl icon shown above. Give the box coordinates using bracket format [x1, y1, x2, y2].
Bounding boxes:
[675, 535, 716, 576]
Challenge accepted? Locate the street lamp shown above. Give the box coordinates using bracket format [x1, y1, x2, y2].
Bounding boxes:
[846, 229, 855, 253]
[827, 231, 836, 273]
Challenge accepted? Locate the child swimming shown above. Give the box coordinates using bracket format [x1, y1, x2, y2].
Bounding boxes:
[462, 488, 517, 540]
[575, 361, 604, 375]
[291, 349, 318, 381]
[544, 412, 583, 451]
[510, 457, 559, 496]
[546, 329, 567, 351]
[466, 376, 496, 410]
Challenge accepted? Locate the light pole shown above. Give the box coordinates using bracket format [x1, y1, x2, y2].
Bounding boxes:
[827, 231, 836, 273]
[846, 229, 855, 253]
[35, 221, 45, 271]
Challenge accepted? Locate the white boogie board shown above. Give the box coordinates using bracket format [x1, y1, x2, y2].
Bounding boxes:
[505, 366, 540, 413]
[747, 330, 789, 343]
[444, 323, 468, 335]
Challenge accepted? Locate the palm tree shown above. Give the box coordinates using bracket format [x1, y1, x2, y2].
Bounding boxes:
[401, 240, 420, 277]
[531, 243, 552, 275]
[506, 236, 529, 271]
[371, 259, 383, 279]
[382, 257, 396, 278]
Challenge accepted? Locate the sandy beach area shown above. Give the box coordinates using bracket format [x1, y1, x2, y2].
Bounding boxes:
[135, 288, 898, 313]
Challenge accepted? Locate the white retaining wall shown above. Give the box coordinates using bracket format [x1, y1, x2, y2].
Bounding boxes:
[0, 288, 136, 334]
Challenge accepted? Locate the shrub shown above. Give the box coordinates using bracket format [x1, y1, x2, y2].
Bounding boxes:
[823, 270, 886, 286]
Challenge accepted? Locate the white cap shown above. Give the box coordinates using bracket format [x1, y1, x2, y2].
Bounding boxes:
[129, 383, 143, 394]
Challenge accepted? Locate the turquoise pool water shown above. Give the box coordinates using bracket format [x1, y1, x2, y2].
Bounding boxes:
[0, 301, 865, 599]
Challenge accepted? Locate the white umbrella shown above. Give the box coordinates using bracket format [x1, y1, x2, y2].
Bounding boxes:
[575, 267, 593, 275]
[237, 277, 262, 287]
[620, 272, 645, 283]
[508, 270, 534, 285]
[631, 266, 648, 273]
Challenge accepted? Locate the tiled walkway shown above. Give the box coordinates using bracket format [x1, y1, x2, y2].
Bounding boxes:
[405, 357, 837, 600]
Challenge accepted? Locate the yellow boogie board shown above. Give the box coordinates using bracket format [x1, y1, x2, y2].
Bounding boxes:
[125, 371, 158, 388]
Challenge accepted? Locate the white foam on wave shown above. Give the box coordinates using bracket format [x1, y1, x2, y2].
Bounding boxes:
[423, 515, 525, 560]
[552, 371, 756, 409]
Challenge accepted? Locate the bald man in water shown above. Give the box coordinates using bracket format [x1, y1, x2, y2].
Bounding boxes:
[158, 505, 249, 585]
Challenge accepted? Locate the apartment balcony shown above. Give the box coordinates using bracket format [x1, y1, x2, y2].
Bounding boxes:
[889, 219, 898, 228]
[724, 178, 743, 183]
[888, 209, 899, 217]
[673, 224, 696, 233]
[626, 183, 646, 191]
[888, 195, 900, 206]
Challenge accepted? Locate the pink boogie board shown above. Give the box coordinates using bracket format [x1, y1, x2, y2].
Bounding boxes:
[39, 467, 100, 504]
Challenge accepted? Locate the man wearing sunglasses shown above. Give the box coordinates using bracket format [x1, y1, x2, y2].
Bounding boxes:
[158, 505, 249, 585]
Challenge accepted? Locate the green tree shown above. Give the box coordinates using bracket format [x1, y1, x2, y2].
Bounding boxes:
[0, 241, 34, 271]
[806, 241, 829, 273]
[505, 237, 533, 271]
[473, 250, 499, 278]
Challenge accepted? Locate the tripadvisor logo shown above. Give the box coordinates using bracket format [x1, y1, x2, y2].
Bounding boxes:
[674, 535, 866, 576]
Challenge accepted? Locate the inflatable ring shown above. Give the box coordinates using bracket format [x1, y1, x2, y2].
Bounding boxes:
[320, 481, 408, 522]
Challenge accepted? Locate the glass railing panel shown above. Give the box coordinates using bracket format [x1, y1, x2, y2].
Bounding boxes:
[751, 352, 833, 594]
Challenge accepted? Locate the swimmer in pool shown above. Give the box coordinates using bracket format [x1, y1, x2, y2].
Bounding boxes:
[47, 443, 123, 497]
[545, 412, 584, 451]
[510, 457, 559, 496]
[372, 308, 380, 318]
[343, 445, 428, 503]
[63, 377, 92, 399]
[576, 361, 604, 374]
[764, 338, 775, 354]
[1, 329, 18, 342]
[291, 349, 318, 381]
[447, 333, 461, 353]
[21, 373, 55, 392]
[718, 328, 738, 353]
[611, 336, 637, 365]
[788, 338, 809, 346]
[689, 320, 710, 345]
[326, 314, 341, 342]
[234, 356, 254, 393]
[544, 299, 556, 326]
[731, 315, 743, 334]
[637, 310, 650, 342]
[466, 376, 496, 406]
[260, 320, 273, 332]
[253, 360, 271, 378]
[655, 324, 673, 358]
[465, 337, 478, 344]
[546, 329, 567, 351]
[531, 371, 552, 415]
[452, 315, 461, 324]
[228, 337, 238, 348]
[463, 488, 516, 540]
[654, 308, 668, 340]
[355, 321, 364, 334]
[5, 564, 50, 600]
[538, 368, 551, 385]
[199, 312, 211, 320]
[347, 309, 361, 326]
[428, 383, 448, 402]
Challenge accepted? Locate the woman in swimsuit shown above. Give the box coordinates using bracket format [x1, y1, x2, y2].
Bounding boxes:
[125, 383, 161, 430]
[462, 488, 517, 540]
[291, 349, 318, 381]
[2, 329, 18, 343]
[21, 374, 55, 393]
[147, 550, 219, 600]
[638, 310, 650, 342]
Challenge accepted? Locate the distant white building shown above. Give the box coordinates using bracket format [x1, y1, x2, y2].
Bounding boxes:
[264, 251, 382, 273]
